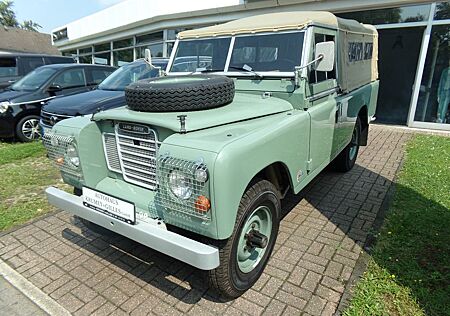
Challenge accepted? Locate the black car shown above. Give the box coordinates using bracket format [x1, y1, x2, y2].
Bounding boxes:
[40, 58, 168, 132]
[0, 63, 115, 141]
[0, 53, 75, 89]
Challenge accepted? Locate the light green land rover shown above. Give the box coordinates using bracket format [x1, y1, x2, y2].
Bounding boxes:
[43, 11, 379, 298]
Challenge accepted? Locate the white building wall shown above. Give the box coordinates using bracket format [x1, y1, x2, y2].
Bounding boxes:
[55, 0, 241, 42]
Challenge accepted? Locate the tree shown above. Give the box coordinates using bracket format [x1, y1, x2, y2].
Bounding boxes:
[0, 0, 19, 28]
[21, 19, 41, 32]
[0, 0, 41, 32]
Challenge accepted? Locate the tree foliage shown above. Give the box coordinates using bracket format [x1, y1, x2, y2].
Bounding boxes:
[0, 0, 41, 32]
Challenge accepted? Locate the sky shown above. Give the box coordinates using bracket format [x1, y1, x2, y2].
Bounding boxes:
[12, 0, 127, 33]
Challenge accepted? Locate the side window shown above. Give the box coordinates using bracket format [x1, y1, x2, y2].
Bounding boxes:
[87, 68, 113, 85]
[310, 34, 336, 84]
[0, 57, 18, 77]
[52, 68, 86, 89]
[20, 57, 45, 73]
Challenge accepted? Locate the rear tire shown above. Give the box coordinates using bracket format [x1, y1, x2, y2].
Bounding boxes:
[333, 116, 361, 172]
[15, 115, 41, 142]
[73, 187, 116, 236]
[208, 180, 280, 298]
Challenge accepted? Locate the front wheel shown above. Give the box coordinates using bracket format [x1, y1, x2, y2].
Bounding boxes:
[15, 115, 41, 142]
[333, 117, 361, 172]
[208, 180, 280, 298]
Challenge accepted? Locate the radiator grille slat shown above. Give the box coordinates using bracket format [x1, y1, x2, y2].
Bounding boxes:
[103, 123, 158, 190]
[103, 133, 121, 172]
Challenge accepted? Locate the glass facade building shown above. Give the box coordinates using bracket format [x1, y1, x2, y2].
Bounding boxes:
[56, 1, 450, 131]
[338, 2, 450, 130]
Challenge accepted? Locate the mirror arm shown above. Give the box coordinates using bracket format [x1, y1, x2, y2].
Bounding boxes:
[294, 55, 323, 87]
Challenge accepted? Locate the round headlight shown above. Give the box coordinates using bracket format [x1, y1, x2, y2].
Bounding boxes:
[66, 143, 80, 167]
[168, 170, 192, 200]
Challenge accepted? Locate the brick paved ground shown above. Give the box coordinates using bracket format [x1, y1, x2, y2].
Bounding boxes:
[0, 125, 414, 315]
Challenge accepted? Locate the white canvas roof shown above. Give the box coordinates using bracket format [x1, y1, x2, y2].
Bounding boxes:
[178, 11, 376, 39]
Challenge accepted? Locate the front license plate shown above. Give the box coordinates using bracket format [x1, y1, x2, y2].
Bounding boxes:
[82, 187, 135, 224]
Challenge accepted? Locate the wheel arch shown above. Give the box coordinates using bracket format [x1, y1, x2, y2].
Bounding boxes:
[248, 161, 293, 199]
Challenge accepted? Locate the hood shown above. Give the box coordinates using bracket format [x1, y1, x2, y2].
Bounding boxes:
[0, 89, 43, 104]
[92, 92, 293, 133]
[43, 89, 125, 116]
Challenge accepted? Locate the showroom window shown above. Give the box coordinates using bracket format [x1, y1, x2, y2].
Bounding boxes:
[113, 38, 133, 66]
[414, 24, 450, 124]
[135, 31, 164, 58]
[337, 4, 431, 24]
[94, 42, 111, 65]
[78, 46, 92, 64]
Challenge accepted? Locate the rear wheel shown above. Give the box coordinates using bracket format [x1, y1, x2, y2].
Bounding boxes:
[333, 116, 361, 172]
[15, 115, 41, 142]
[208, 180, 280, 298]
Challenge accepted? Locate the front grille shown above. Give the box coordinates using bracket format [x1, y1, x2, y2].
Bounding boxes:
[103, 133, 121, 172]
[41, 110, 74, 126]
[103, 123, 158, 189]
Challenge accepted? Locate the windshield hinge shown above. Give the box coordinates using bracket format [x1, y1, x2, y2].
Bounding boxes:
[177, 115, 187, 134]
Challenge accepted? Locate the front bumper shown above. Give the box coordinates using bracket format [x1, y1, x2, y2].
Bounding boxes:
[45, 187, 220, 270]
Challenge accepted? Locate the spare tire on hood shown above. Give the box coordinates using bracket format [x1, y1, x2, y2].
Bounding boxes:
[125, 74, 235, 112]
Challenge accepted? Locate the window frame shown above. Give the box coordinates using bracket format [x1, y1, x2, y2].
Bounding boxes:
[166, 30, 307, 78]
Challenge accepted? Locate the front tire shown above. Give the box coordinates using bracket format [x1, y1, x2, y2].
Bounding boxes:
[333, 116, 361, 172]
[208, 180, 280, 298]
[15, 115, 41, 142]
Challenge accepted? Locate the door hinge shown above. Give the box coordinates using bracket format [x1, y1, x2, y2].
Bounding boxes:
[306, 159, 313, 173]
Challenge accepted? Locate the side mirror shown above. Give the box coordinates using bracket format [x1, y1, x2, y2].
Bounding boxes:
[47, 84, 63, 93]
[314, 41, 335, 72]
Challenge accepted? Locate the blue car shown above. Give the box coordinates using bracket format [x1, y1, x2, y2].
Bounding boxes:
[40, 58, 168, 133]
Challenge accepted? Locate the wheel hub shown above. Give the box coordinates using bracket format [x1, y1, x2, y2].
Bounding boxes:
[236, 205, 272, 273]
[245, 229, 268, 249]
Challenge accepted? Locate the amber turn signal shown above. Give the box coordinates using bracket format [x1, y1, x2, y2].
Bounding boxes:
[55, 157, 64, 165]
[195, 195, 211, 213]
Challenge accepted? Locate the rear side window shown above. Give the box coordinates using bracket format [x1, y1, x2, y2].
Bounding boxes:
[52, 68, 86, 89]
[20, 56, 45, 73]
[44, 56, 74, 64]
[0, 57, 18, 77]
[87, 68, 114, 85]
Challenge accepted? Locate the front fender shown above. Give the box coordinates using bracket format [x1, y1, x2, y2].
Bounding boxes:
[213, 110, 311, 239]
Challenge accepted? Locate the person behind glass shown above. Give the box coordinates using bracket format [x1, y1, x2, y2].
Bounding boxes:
[437, 58, 450, 123]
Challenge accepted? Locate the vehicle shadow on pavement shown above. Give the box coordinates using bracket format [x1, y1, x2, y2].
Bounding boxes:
[59, 161, 449, 314]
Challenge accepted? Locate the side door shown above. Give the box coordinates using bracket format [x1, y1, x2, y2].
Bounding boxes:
[48, 68, 88, 96]
[306, 29, 340, 173]
[0, 56, 19, 88]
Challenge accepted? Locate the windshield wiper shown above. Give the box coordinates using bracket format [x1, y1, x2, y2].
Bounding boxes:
[193, 68, 224, 74]
[228, 65, 263, 79]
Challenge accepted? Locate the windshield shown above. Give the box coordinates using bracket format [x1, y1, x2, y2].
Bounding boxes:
[169, 31, 305, 74]
[11, 67, 57, 91]
[98, 61, 161, 91]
